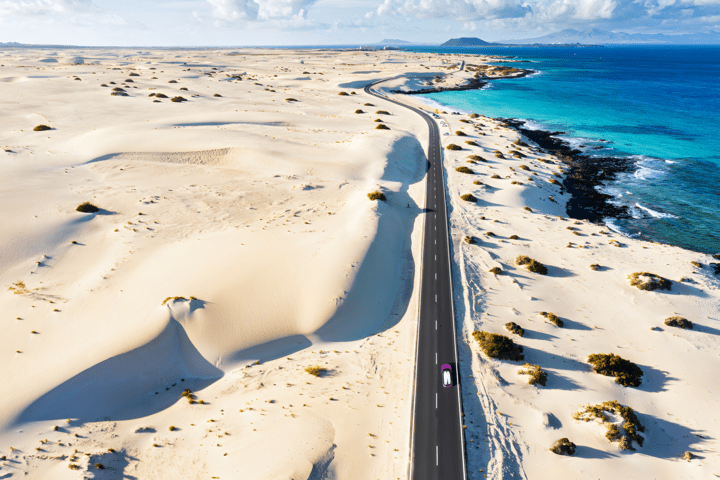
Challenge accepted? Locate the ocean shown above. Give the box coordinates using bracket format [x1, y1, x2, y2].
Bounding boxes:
[410, 45, 720, 255]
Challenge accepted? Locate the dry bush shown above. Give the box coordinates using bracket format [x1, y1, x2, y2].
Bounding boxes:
[587, 353, 643, 387]
[162, 296, 188, 305]
[489, 267, 502, 275]
[285, 98, 298, 102]
[446, 144, 462, 151]
[542, 312, 563, 327]
[550, 438, 576, 456]
[455, 166, 474, 174]
[364, 103, 374, 106]
[33, 125, 52, 131]
[690, 261, 702, 268]
[8, 281, 30, 295]
[505, 322, 525, 337]
[455, 131, 467, 136]
[515, 255, 548, 275]
[683, 451, 695, 461]
[180, 87, 189, 91]
[168, 80, 178, 83]
[628, 272, 671, 291]
[171, 96, 188, 103]
[76, 201, 99, 213]
[376, 124, 390, 130]
[465, 141, 479, 146]
[495, 153, 505, 159]
[367, 191, 386, 201]
[523, 206, 532, 212]
[375, 110, 390, 115]
[355, 109, 364, 114]
[590, 264, 601, 271]
[490, 174, 501, 179]
[573, 400, 644, 450]
[473, 180, 483, 185]
[463, 235, 476, 244]
[305, 365, 327, 377]
[548, 178, 561, 185]
[664, 316, 693, 329]
[467, 155, 484, 162]
[111, 91, 129, 97]
[511, 181, 522, 185]
[460, 193, 476, 202]
[518, 363, 546, 386]
[519, 165, 530, 171]
[472, 331, 524, 361]
[509, 235, 519, 240]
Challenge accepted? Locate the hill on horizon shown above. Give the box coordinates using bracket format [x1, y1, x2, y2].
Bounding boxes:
[440, 37, 494, 47]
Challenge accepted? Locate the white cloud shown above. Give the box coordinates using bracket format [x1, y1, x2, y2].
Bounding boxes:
[206, 0, 319, 21]
[0, 0, 95, 16]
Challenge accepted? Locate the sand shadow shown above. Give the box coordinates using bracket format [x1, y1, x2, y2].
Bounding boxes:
[557, 316, 593, 331]
[637, 363, 676, 393]
[573, 445, 618, 460]
[693, 322, 720, 336]
[521, 345, 587, 374]
[226, 334, 312, 365]
[666, 281, 711, 299]
[638, 413, 706, 460]
[89, 450, 139, 480]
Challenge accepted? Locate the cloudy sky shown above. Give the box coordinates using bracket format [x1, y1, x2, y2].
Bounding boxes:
[0, 0, 718, 45]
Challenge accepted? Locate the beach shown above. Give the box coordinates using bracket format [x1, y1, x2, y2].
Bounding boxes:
[1, 47, 719, 479]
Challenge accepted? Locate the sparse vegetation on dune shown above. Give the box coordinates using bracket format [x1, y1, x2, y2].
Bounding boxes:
[460, 193, 476, 202]
[375, 124, 390, 130]
[628, 272, 672, 291]
[455, 166, 474, 174]
[472, 331, 524, 361]
[542, 312, 563, 328]
[446, 144, 462, 151]
[337, 91, 348, 96]
[161, 296, 195, 306]
[367, 191, 386, 201]
[550, 438, 576, 456]
[505, 322, 525, 337]
[516, 255, 548, 275]
[285, 98, 298, 102]
[455, 131, 467, 136]
[574, 400, 644, 450]
[587, 353, 643, 387]
[518, 363, 547, 386]
[472, 180, 483, 185]
[463, 235, 476, 244]
[355, 109, 364, 114]
[76, 201, 99, 213]
[305, 365, 327, 377]
[664, 316, 693, 329]
[33, 125, 52, 131]
[489, 267, 502, 275]
[467, 155, 484, 162]
[171, 96, 188, 103]
[590, 264, 601, 271]
[375, 110, 390, 115]
[465, 141, 479, 146]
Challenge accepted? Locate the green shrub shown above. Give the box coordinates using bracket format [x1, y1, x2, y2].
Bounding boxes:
[367, 191, 386, 201]
[76, 202, 99, 213]
[664, 316, 693, 329]
[489, 267, 502, 275]
[455, 166, 474, 174]
[305, 365, 327, 377]
[505, 322, 525, 337]
[446, 144, 462, 151]
[515, 255, 548, 275]
[518, 363, 546, 386]
[455, 131, 467, 136]
[472, 331, 524, 361]
[628, 272, 671, 291]
[460, 193, 476, 202]
[375, 110, 390, 115]
[375, 124, 390, 130]
[573, 400, 644, 450]
[587, 353, 643, 387]
[549, 438, 576, 456]
[542, 312, 563, 328]
[33, 125, 52, 132]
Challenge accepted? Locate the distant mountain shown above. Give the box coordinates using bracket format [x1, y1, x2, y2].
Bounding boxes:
[0, 42, 23, 46]
[375, 39, 414, 45]
[504, 28, 720, 45]
[440, 37, 494, 47]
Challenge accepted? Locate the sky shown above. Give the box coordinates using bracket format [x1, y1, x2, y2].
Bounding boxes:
[0, 0, 718, 46]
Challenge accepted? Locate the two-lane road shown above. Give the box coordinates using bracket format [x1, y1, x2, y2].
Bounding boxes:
[365, 74, 467, 480]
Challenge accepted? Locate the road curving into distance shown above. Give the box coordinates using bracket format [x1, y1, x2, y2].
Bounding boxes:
[365, 64, 468, 480]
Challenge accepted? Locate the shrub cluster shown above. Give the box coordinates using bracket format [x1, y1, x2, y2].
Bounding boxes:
[550, 438, 576, 456]
[515, 255, 548, 275]
[171, 96, 188, 103]
[463, 235, 476, 244]
[628, 272, 672, 291]
[446, 144, 462, 151]
[305, 365, 327, 377]
[664, 316, 693, 329]
[473, 180, 483, 185]
[33, 125, 52, 131]
[76, 202, 99, 213]
[509, 235, 519, 240]
[455, 166, 474, 174]
[376, 124, 390, 130]
[587, 353, 643, 387]
[472, 331, 524, 361]
[518, 363, 547, 386]
[590, 264, 601, 271]
[467, 155, 484, 162]
[542, 312, 563, 328]
[460, 193, 476, 202]
[465, 141, 479, 146]
[367, 191, 386, 201]
[573, 400, 644, 450]
[338, 92, 349, 96]
[355, 109, 364, 114]
[505, 322, 525, 337]
[375, 110, 390, 115]
[489, 267, 502, 275]
[455, 131, 467, 136]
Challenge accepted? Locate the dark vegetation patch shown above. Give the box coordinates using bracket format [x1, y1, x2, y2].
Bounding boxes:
[367, 191, 386, 201]
[460, 193, 476, 202]
[573, 400, 644, 450]
[690, 261, 701, 268]
[364, 103, 374, 106]
[455, 131, 467, 136]
[76, 202, 99, 213]
[473, 180, 483, 185]
[541, 311, 563, 327]
[463, 235, 476, 244]
[465, 141, 479, 146]
[519, 164, 530, 171]
[509, 235, 519, 240]
[505, 322, 524, 336]
[355, 109, 364, 114]
[285, 98, 298, 102]
[472, 331, 524, 361]
[446, 144, 462, 151]
[518, 363, 546, 386]
[515, 255, 548, 275]
[180, 87, 189, 91]
[338, 91, 349, 96]
[375, 110, 390, 115]
[590, 264, 601, 271]
[664, 316, 693, 329]
[489, 267, 502, 275]
[213, 93, 222, 97]
[171, 96, 188, 103]
[455, 166, 474, 174]
[375, 124, 390, 130]
[628, 272, 671, 291]
[550, 438, 576, 456]
[33, 125, 52, 132]
[523, 207, 532, 212]
[587, 353, 643, 387]
[467, 155, 485, 162]
[490, 174, 501, 179]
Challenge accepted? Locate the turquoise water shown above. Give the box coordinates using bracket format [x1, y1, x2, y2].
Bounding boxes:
[414, 46, 720, 254]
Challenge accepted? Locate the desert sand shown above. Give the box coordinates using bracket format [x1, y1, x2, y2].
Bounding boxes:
[0, 47, 718, 479]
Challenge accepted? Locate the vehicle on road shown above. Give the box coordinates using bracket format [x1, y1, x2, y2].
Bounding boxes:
[441, 364, 453, 387]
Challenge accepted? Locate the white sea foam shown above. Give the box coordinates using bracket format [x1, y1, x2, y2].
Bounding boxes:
[634, 203, 680, 219]
[633, 167, 665, 181]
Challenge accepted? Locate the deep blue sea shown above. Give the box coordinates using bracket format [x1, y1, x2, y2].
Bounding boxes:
[410, 46, 720, 254]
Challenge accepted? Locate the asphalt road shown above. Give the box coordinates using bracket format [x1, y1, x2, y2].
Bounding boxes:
[365, 72, 467, 480]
